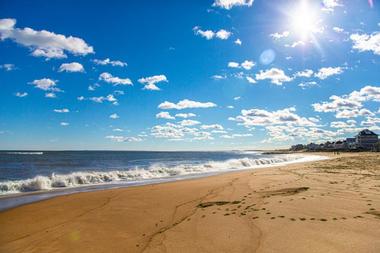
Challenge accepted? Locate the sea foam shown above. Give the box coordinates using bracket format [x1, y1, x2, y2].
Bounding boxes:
[0, 154, 326, 195]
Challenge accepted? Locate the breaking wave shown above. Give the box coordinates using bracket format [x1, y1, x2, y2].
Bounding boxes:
[5, 152, 44, 155]
[0, 154, 325, 195]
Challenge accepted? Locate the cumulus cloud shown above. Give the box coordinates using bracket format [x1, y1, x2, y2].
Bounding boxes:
[180, 119, 201, 126]
[109, 113, 120, 119]
[294, 69, 314, 78]
[193, 26, 232, 40]
[150, 122, 213, 141]
[201, 124, 224, 130]
[175, 113, 196, 118]
[312, 85, 380, 118]
[314, 67, 344, 80]
[255, 68, 293, 85]
[333, 27, 344, 33]
[158, 99, 217, 110]
[78, 94, 120, 105]
[215, 29, 232, 40]
[60, 122, 69, 126]
[212, 0, 254, 10]
[105, 135, 142, 142]
[30, 78, 61, 98]
[270, 31, 290, 40]
[246, 76, 257, 84]
[156, 111, 175, 120]
[234, 38, 242, 45]
[138, 75, 168, 90]
[228, 60, 255, 70]
[0, 18, 94, 59]
[54, 108, 69, 113]
[231, 107, 317, 127]
[99, 72, 132, 86]
[93, 58, 127, 67]
[350, 32, 380, 55]
[15, 92, 28, 97]
[58, 62, 84, 73]
[321, 0, 342, 12]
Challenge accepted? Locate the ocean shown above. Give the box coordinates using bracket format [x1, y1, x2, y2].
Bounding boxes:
[0, 150, 326, 210]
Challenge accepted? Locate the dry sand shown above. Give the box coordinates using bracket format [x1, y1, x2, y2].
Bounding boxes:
[0, 152, 379, 253]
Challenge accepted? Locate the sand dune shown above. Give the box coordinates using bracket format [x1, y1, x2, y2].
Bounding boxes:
[0, 152, 379, 252]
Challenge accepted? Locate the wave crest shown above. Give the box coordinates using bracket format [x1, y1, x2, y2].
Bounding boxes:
[0, 154, 323, 194]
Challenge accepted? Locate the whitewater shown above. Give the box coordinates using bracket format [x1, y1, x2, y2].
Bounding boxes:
[0, 151, 327, 210]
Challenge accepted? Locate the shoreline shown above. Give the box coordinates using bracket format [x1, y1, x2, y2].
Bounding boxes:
[0, 153, 328, 212]
[0, 152, 379, 252]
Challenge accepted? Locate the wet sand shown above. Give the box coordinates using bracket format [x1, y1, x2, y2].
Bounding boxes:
[0, 152, 379, 253]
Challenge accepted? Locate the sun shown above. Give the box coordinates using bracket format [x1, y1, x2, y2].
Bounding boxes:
[289, 0, 320, 40]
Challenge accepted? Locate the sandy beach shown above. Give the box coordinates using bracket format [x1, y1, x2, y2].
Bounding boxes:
[0, 152, 379, 253]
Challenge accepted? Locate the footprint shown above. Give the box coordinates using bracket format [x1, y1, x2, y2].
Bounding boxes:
[320, 218, 327, 221]
[252, 216, 259, 219]
[299, 218, 306, 221]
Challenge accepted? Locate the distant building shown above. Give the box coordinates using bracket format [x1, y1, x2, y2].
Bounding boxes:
[355, 129, 378, 150]
[346, 138, 356, 150]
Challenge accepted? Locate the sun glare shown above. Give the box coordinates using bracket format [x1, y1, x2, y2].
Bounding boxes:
[290, 0, 319, 40]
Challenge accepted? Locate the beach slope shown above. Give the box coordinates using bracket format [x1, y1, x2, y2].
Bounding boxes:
[0, 153, 379, 253]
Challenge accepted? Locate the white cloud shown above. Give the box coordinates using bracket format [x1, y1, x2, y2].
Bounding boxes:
[201, 124, 224, 130]
[138, 75, 168, 90]
[246, 76, 257, 84]
[93, 58, 127, 67]
[109, 113, 120, 119]
[241, 60, 255, 70]
[54, 108, 69, 113]
[215, 29, 232, 40]
[234, 38, 242, 45]
[150, 122, 213, 141]
[0, 18, 93, 59]
[212, 0, 253, 10]
[193, 26, 232, 40]
[330, 120, 356, 128]
[158, 99, 217, 110]
[58, 62, 84, 73]
[255, 68, 293, 85]
[105, 135, 142, 142]
[30, 78, 61, 93]
[234, 96, 241, 101]
[0, 63, 15, 71]
[156, 111, 175, 120]
[60, 122, 69, 126]
[228, 60, 255, 70]
[80, 94, 119, 105]
[298, 81, 318, 89]
[15, 92, 28, 97]
[228, 61, 239, 68]
[314, 67, 344, 80]
[333, 27, 344, 33]
[294, 69, 314, 78]
[232, 107, 317, 127]
[175, 113, 196, 118]
[270, 31, 290, 40]
[45, 92, 56, 98]
[212, 74, 227, 80]
[99, 72, 132, 86]
[180, 119, 201, 126]
[322, 0, 342, 12]
[312, 85, 380, 118]
[350, 32, 380, 55]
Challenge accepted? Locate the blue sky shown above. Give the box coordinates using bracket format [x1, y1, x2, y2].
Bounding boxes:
[0, 0, 379, 150]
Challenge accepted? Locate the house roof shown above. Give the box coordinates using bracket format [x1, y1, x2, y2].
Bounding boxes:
[357, 129, 378, 136]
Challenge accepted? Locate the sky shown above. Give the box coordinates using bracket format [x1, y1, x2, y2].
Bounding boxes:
[0, 0, 379, 151]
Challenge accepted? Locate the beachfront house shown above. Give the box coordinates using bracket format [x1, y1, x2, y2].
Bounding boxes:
[355, 129, 379, 150]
